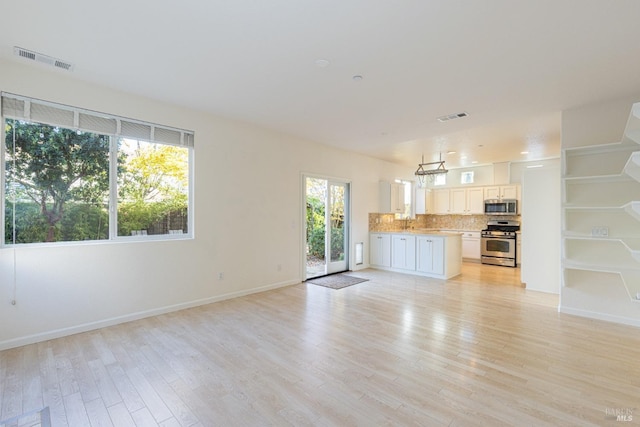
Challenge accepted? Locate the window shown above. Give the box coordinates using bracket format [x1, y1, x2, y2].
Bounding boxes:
[393, 179, 413, 218]
[461, 171, 474, 184]
[2, 93, 193, 245]
[433, 173, 446, 186]
[117, 139, 190, 237]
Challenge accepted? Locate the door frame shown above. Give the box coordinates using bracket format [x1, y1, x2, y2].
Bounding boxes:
[301, 173, 352, 281]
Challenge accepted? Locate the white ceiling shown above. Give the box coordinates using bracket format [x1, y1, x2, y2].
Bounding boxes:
[2, 0, 640, 169]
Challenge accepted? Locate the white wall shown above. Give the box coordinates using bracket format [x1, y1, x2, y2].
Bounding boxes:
[0, 59, 402, 349]
[424, 164, 495, 188]
[520, 166, 560, 294]
[562, 93, 640, 148]
[510, 158, 561, 184]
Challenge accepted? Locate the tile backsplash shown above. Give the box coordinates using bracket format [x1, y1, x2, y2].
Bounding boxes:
[369, 213, 521, 232]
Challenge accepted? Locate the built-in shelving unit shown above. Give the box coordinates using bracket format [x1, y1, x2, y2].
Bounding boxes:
[562, 103, 640, 302]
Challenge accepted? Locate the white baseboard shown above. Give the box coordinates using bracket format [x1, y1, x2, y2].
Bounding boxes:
[0, 278, 299, 351]
[559, 305, 640, 328]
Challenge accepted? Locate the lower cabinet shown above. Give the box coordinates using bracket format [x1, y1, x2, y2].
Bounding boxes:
[370, 233, 391, 267]
[369, 232, 461, 279]
[461, 231, 481, 260]
[391, 235, 416, 270]
[416, 236, 444, 275]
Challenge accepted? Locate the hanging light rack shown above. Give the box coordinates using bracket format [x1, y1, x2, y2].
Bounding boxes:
[415, 153, 448, 186]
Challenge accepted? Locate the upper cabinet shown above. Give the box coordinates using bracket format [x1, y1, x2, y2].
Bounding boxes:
[415, 188, 433, 214]
[450, 187, 484, 214]
[380, 181, 521, 216]
[433, 189, 451, 214]
[434, 186, 488, 215]
[467, 187, 485, 213]
[484, 185, 518, 200]
[379, 181, 405, 214]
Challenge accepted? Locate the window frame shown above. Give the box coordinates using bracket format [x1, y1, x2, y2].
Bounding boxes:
[1, 93, 194, 247]
[461, 171, 474, 185]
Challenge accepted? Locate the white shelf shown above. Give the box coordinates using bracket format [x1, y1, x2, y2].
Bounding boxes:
[564, 237, 640, 270]
[564, 178, 640, 206]
[563, 267, 640, 302]
[562, 102, 640, 304]
[564, 144, 639, 179]
[623, 151, 640, 182]
[622, 103, 640, 145]
[564, 203, 640, 238]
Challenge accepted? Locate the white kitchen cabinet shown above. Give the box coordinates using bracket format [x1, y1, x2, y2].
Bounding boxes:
[370, 232, 461, 279]
[450, 189, 466, 214]
[416, 236, 444, 274]
[485, 185, 518, 201]
[450, 187, 484, 214]
[461, 231, 481, 260]
[415, 188, 433, 214]
[467, 188, 485, 213]
[391, 234, 416, 270]
[370, 233, 391, 267]
[433, 189, 451, 214]
[379, 181, 405, 214]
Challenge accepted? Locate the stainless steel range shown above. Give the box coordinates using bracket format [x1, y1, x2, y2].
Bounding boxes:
[481, 220, 520, 267]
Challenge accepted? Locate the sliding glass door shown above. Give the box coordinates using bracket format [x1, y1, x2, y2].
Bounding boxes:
[305, 177, 349, 279]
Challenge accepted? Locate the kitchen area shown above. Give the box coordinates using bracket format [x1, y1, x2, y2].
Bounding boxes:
[369, 177, 522, 280]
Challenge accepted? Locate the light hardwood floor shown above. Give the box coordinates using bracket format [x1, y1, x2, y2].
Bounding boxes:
[1, 263, 639, 426]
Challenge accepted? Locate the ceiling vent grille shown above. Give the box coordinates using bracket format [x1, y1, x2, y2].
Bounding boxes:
[13, 46, 74, 72]
[437, 111, 468, 122]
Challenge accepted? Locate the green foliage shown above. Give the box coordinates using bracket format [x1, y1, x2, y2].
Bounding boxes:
[60, 204, 108, 241]
[5, 119, 110, 242]
[306, 195, 345, 260]
[117, 197, 187, 236]
[329, 226, 345, 261]
[117, 141, 189, 235]
[306, 196, 325, 258]
[4, 202, 49, 243]
[4, 202, 107, 243]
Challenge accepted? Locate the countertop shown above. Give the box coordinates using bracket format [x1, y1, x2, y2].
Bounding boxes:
[370, 229, 463, 236]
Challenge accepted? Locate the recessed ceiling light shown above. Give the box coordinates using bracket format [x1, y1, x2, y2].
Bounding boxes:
[315, 59, 330, 67]
[352, 75, 363, 81]
[527, 164, 543, 168]
[471, 161, 478, 164]
[447, 151, 457, 154]
[521, 151, 529, 154]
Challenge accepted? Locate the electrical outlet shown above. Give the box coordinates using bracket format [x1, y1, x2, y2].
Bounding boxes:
[591, 226, 609, 237]
[218, 272, 224, 280]
[277, 264, 282, 272]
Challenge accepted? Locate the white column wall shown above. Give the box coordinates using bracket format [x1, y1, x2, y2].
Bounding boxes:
[520, 165, 560, 294]
[0, 59, 402, 349]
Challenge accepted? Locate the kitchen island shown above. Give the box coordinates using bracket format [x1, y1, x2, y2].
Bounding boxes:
[369, 230, 462, 279]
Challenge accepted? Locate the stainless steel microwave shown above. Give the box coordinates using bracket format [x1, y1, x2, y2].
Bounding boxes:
[484, 199, 517, 215]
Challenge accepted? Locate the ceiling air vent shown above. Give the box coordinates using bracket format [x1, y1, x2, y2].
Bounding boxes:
[437, 111, 468, 122]
[13, 46, 74, 72]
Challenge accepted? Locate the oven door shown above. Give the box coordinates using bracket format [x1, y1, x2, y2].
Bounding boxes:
[481, 236, 516, 259]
